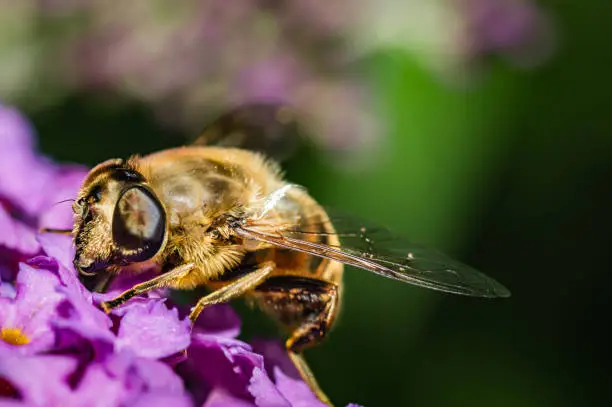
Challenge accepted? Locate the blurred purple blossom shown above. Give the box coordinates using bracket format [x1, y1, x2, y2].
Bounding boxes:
[350, 0, 553, 82]
[0, 1, 554, 153]
[0, 206, 40, 259]
[1, 0, 373, 152]
[0, 105, 361, 405]
[456, 0, 555, 68]
[0, 105, 88, 231]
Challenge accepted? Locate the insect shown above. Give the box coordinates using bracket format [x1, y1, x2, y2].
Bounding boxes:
[44, 104, 510, 406]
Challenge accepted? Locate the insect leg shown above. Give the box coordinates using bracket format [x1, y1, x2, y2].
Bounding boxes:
[249, 276, 340, 406]
[100, 263, 195, 313]
[288, 352, 333, 406]
[188, 262, 275, 323]
[39, 228, 73, 235]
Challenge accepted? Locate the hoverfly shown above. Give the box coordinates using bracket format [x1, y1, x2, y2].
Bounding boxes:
[43, 104, 510, 406]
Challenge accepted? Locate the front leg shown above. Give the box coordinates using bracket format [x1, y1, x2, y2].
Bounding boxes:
[188, 262, 275, 323]
[39, 228, 73, 235]
[101, 263, 195, 313]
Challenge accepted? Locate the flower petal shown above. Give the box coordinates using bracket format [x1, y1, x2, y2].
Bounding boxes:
[100, 351, 193, 406]
[0, 276, 16, 299]
[36, 233, 76, 275]
[52, 316, 116, 362]
[0, 105, 88, 223]
[0, 105, 56, 216]
[131, 393, 194, 407]
[131, 357, 188, 394]
[251, 340, 300, 380]
[0, 206, 40, 256]
[72, 363, 131, 407]
[192, 304, 241, 338]
[248, 367, 290, 407]
[203, 388, 256, 407]
[180, 334, 263, 403]
[0, 349, 76, 405]
[0, 262, 65, 353]
[26, 256, 112, 340]
[116, 300, 191, 359]
[273, 367, 328, 407]
[37, 168, 87, 231]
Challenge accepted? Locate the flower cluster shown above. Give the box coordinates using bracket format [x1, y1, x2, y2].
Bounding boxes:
[354, 0, 554, 80]
[0, 0, 374, 152]
[455, 0, 555, 69]
[0, 1, 554, 154]
[0, 104, 361, 406]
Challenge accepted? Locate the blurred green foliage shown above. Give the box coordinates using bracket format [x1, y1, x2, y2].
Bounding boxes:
[21, 2, 612, 406]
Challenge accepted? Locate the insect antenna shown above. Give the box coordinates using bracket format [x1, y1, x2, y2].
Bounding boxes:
[51, 198, 76, 207]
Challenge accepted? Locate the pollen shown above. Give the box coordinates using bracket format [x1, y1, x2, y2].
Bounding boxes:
[1, 327, 30, 346]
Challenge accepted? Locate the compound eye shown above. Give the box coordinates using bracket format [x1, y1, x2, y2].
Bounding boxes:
[112, 185, 166, 262]
[89, 185, 103, 203]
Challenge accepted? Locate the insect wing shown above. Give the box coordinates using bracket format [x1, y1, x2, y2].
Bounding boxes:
[193, 103, 301, 161]
[237, 194, 510, 298]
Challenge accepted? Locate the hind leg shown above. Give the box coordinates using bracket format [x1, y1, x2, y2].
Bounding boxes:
[251, 276, 340, 406]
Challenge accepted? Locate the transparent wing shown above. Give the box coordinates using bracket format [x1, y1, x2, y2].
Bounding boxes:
[237, 205, 510, 298]
[192, 103, 301, 161]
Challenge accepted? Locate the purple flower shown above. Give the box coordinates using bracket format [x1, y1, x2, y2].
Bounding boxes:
[0, 105, 87, 231]
[0, 250, 193, 405]
[180, 335, 329, 407]
[0, 349, 78, 404]
[0, 275, 16, 299]
[0, 2, 378, 155]
[457, 0, 555, 68]
[0, 347, 192, 406]
[252, 340, 331, 407]
[0, 206, 40, 259]
[0, 262, 66, 353]
[0, 105, 363, 406]
[114, 300, 191, 359]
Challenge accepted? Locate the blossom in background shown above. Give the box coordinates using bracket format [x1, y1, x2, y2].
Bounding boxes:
[0, 105, 88, 281]
[0, 104, 362, 406]
[0, 0, 373, 152]
[455, 0, 555, 69]
[350, 0, 554, 80]
[0, 1, 553, 154]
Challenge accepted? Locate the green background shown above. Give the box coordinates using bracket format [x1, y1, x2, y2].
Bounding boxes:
[22, 3, 611, 406]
